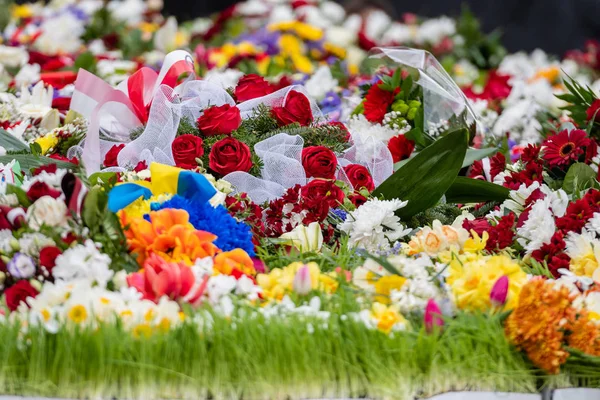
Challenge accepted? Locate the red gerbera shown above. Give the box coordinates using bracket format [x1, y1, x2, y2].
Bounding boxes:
[363, 83, 396, 123]
[542, 129, 590, 168]
[387, 134, 415, 163]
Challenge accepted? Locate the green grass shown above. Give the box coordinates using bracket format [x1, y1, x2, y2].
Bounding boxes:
[0, 311, 541, 399]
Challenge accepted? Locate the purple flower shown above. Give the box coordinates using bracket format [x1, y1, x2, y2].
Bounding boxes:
[7, 253, 36, 279]
[490, 275, 509, 307]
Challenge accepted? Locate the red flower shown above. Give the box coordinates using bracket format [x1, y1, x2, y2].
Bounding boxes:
[462, 218, 490, 236]
[486, 213, 516, 251]
[301, 179, 344, 209]
[302, 146, 338, 179]
[388, 134, 415, 163]
[531, 231, 570, 278]
[556, 198, 594, 234]
[104, 145, 125, 168]
[348, 192, 368, 207]
[49, 154, 78, 164]
[52, 97, 71, 113]
[26, 181, 62, 202]
[363, 83, 395, 123]
[271, 90, 313, 126]
[133, 160, 148, 172]
[39, 246, 62, 276]
[209, 137, 253, 176]
[33, 164, 57, 176]
[357, 31, 377, 51]
[172, 135, 204, 170]
[328, 121, 351, 141]
[197, 104, 242, 136]
[542, 129, 589, 168]
[343, 164, 375, 191]
[5, 280, 38, 311]
[586, 99, 600, 122]
[234, 74, 273, 102]
[520, 144, 541, 163]
[463, 70, 512, 101]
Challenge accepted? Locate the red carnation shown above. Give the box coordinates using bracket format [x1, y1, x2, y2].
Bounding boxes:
[39, 246, 62, 276]
[209, 137, 253, 176]
[33, 164, 57, 176]
[388, 134, 415, 163]
[363, 83, 395, 123]
[5, 280, 38, 311]
[172, 134, 204, 169]
[197, 104, 242, 136]
[26, 181, 62, 202]
[301, 179, 344, 209]
[586, 99, 600, 122]
[235, 74, 273, 102]
[302, 146, 338, 179]
[104, 144, 125, 167]
[271, 90, 313, 126]
[343, 164, 375, 191]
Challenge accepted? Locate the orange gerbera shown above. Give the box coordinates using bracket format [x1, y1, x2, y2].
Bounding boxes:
[122, 208, 219, 265]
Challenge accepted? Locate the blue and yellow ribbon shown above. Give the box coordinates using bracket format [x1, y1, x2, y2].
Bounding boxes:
[108, 163, 217, 212]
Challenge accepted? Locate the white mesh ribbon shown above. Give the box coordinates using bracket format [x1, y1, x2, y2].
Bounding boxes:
[337, 133, 393, 187]
[367, 47, 480, 133]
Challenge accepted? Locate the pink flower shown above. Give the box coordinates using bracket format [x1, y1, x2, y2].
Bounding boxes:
[424, 299, 443, 333]
[293, 265, 312, 295]
[490, 275, 509, 307]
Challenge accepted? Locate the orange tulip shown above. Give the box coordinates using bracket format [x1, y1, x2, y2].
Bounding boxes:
[214, 249, 255, 276]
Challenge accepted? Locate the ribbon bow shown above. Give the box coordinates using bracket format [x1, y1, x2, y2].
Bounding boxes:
[108, 163, 217, 213]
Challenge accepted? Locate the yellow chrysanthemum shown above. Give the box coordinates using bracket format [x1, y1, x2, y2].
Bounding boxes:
[291, 54, 314, 74]
[279, 34, 304, 56]
[293, 22, 323, 41]
[323, 42, 346, 59]
[35, 133, 59, 155]
[119, 193, 172, 220]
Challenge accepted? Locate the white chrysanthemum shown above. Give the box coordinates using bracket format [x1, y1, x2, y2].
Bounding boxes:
[540, 185, 569, 217]
[516, 198, 556, 253]
[415, 17, 456, 45]
[304, 65, 338, 101]
[502, 181, 541, 215]
[53, 240, 113, 287]
[339, 198, 411, 251]
[18, 233, 55, 256]
[34, 13, 84, 55]
[586, 213, 600, 237]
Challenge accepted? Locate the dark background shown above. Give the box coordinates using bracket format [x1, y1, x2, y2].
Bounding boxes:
[163, 0, 600, 56]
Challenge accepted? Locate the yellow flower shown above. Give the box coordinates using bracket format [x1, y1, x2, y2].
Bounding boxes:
[67, 304, 88, 324]
[257, 261, 337, 300]
[237, 41, 258, 55]
[293, 22, 323, 41]
[139, 22, 159, 33]
[323, 42, 346, 59]
[119, 194, 172, 220]
[570, 252, 599, 277]
[132, 323, 153, 339]
[373, 275, 407, 304]
[268, 21, 296, 32]
[531, 66, 561, 85]
[371, 303, 408, 334]
[11, 4, 32, 19]
[174, 31, 189, 48]
[292, 54, 314, 74]
[463, 230, 489, 253]
[279, 34, 304, 56]
[35, 133, 59, 155]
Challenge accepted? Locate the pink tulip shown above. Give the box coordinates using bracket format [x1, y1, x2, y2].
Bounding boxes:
[490, 275, 509, 307]
[252, 257, 266, 274]
[127, 253, 207, 304]
[293, 265, 312, 295]
[424, 298, 444, 333]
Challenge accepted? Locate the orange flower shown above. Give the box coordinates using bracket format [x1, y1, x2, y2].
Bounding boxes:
[122, 208, 218, 265]
[567, 312, 600, 357]
[214, 249, 255, 276]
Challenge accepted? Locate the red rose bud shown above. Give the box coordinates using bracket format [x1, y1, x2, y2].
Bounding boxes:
[388, 134, 415, 163]
[271, 90, 313, 127]
[234, 74, 273, 102]
[172, 134, 204, 169]
[587, 99, 600, 122]
[424, 298, 444, 333]
[4, 280, 38, 311]
[197, 104, 242, 136]
[490, 275, 509, 307]
[104, 144, 125, 167]
[209, 137, 253, 176]
[26, 181, 62, 202]
[343, 164, 375, 191]
[39, 246, 62, 277]
[302, 146, 338, 179]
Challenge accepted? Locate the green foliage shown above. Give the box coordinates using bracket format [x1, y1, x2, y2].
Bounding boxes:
[407, 203, 463, 229]
[373, 129, 468, 219]
[177, 116, 199, 136]
[0, 154, 78, 174]
[558, 75, 599, 138]
[0, 0, 12, 31]
[0, 128, 28, 152]
[445, 176, 510, 204]
[73, 51, 97, 74]
[462, 147, 500, 168]
[562, 163, 598, 195]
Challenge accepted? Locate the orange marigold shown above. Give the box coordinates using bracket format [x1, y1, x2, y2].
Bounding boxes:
[567, 312, 600, 357]
[504, 278, 575, 374]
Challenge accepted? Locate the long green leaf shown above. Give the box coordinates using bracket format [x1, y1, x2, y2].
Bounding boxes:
[0, 154, 78, 173]
[0, 129, 29, 152]
[563, 162, 597, 194]
[461, 147, 499, 168]
[373, 128, 468, 219]
[445, 176, 509, 203]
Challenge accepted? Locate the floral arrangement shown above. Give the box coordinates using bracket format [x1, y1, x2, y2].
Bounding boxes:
[0, 0, 599, 399]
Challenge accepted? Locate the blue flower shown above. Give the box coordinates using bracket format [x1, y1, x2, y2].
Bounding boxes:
[151, 196, 255, 256]
[330, 208, 347, 221]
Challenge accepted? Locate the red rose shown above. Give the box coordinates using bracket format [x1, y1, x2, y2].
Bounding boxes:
[235, 74, 274, 102]
[343, 164, 375, 191]
[271, 90, 313, 126]
[388, 134, 415, 163]
[587, 99, 600, 122]
[5, 280, 38, 311]
[197, 104, 242, 136]
[302, 146, 338, 179]
[49, 154, 78, 164]
[104, 144, 125, 167]
[51, 97, 71, 112]
[134, 160, 148, 172]
[33, 164, 57, 176]
[209, 137, 253, 176]
[328, 121, 351, 141]
[301, 179, 344, 208]
[39, 246, 62, 276]
[172, 135, 204, 169]
[26, 181, 62, 202]
[348, 192, 368, 207]
[364, 83, 395, 123]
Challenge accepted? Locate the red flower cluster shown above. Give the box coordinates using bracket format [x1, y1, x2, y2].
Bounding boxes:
[363, 82, 396, 123]
[468, 152, 506, 181]
[463, 213, 516, 252]
[235, 74, 274, 102]
[463, 70, 512, 102]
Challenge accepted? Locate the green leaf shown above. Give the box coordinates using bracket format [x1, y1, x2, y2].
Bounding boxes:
[74, 51, 96, 72]
[6, 184, 31, 207]
[89, 171, 118, 188]
[373, 128, 468, 219]
[0, 154, 77, 174]
[562, 163, 597, 194]
[461, 147, 500, 168]
[445, 177, 510, 203]
[82, 187, 107, 229]
[0, 129, 29, 152]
